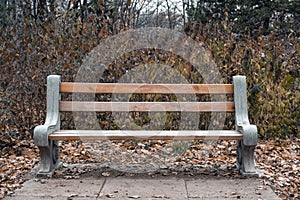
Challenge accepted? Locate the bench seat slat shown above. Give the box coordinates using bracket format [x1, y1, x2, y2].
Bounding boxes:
[60, 101, 235, 112]
[49, 130, 243, 140]
[60, 83, 234, 94]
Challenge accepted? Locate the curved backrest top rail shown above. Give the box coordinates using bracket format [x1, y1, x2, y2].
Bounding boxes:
[60, 83, 234, 94]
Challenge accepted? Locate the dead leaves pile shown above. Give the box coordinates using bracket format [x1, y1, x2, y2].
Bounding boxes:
[0, 140, 39, 199]
[256, 138, 300, 199]
[0, 138, 299, 199]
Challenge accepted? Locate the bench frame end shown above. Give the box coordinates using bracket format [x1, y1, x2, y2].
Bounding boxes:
[233, 76, 261, 176]
[34, 75, 61, 177]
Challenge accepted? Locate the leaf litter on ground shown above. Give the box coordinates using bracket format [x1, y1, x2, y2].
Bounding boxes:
[0, 138, 299, 199]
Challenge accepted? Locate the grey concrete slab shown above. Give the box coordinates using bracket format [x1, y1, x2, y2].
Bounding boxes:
[5, 196, 93, 200]
[186, 178, 280, 200]
[100, 178, 188, 199]
[5, 179, 105, 200]
[4, 164, 280, 200]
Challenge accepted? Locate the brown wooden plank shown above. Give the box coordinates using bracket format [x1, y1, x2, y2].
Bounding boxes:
[49, 130, 243, 140]
[59, 101, 235, 112]
[60, 83, 233, 94]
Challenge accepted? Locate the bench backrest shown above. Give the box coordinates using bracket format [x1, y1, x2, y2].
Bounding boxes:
[45, 75, 250, 131]
[59, 83, 235, 113]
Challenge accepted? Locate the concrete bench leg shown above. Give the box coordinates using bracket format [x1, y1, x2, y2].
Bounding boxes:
[237, 140, 263, 177]
[37, 140, 60, 178]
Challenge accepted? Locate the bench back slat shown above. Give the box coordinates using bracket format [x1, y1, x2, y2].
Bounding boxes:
[60, 83, 234, 94]
[59, 101, 235, 112]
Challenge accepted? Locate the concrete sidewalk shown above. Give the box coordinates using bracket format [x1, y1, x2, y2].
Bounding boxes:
[5, 174, 280, 200]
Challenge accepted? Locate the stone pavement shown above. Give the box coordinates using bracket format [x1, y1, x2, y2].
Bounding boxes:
[4, 172, 280, 200]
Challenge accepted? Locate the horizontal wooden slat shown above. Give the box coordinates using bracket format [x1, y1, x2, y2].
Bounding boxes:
[60, 101, 235, 112]
[60, 83, 233, 94]
[49, 130, 243, 140]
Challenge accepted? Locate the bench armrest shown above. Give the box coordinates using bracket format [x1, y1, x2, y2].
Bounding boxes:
[237, 124, 258, 146]
[34, 123, 59, 147]
[34, 75, 61, 147]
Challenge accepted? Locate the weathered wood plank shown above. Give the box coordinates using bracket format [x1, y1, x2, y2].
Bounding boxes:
[60, 83, 234, 94]
[49, 130, 243, 140]
[59, 101, 235, 112]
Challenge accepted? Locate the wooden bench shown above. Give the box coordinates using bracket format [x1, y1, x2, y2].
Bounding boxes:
[34, 75, 261, 177]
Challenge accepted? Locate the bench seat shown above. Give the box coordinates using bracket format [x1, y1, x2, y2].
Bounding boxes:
[49, 130, 243, 140]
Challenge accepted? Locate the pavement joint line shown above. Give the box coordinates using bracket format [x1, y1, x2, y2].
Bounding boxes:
[96, 178, 107, 199]
[184, 179, 189, 198]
